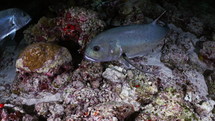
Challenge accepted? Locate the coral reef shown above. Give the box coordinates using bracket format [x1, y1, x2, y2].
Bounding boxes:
[83, 102, 134, 120]
[0, 104, 29, 121]
[35, 102, 64, 120]
[187, 17, 204, 36]
[22, 62, 139, 120]
[199, 41, 215, 67]
[13, 42, 73, 94]
[0, 108, 23, 121]
[205, 71, 215, 100]
[57, 7, 106, 48]
[16, 42, 72, 74]
[1, 0, 215, 120]
[23, 17, 60, 43]
[136, 89, 198, 120]
[24, 7, 105, 51]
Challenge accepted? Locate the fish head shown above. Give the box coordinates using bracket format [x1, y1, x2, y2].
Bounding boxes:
[85, 37, 122, 62]
[12, 8, 31, 28]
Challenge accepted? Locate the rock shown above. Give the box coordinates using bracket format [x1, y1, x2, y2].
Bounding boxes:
[24, 7, 106, 51]
[199, 41, 215, 67]
[16, 42, 72, 75]
[187, 17, 204, 36]
[136, 89, 199, 120]
[13, 42, 73, 95]
[102, 66, 126, 83]
[66, 102, 135, 121]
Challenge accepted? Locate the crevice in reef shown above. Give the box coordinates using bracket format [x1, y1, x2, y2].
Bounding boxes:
[57, 40, 83, 69]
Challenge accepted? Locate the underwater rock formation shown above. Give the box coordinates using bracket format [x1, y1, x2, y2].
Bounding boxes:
[82, 102, 135, 120]
[13, 42, 73, 94]
[16, 42, 72, 74]
[199, 41, 215, 67]
[136, 89, 197, 120]
[24, 7, 105, 51]
[23, 17, 61, 43]
[0, 0, 215, 120]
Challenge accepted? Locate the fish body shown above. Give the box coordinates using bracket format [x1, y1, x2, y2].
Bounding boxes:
[85, 12, 169, 63]
[0, 8, 31, 41]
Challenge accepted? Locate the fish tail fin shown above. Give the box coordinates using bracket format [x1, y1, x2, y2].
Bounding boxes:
[152, 10, 167, 25]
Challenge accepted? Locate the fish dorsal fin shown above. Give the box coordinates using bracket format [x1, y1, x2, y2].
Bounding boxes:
[152, 11, 166, 25]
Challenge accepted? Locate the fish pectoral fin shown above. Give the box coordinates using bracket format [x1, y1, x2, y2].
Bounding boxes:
[121, 53, 158, 75]
[119, 56, 131, 67]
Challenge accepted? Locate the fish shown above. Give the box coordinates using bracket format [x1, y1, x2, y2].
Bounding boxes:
[85, 11, 169, 74]
[0, 8, 31, 41]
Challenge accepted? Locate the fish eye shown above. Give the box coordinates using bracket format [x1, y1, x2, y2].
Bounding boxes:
[93, 46, 100, 51]
[10, 20, 15, 26]
[11, 22, 15, 26]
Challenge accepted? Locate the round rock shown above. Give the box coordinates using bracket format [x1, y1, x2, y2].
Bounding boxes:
[16, 42, 72, 75]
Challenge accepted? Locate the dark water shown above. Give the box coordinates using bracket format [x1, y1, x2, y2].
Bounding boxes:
[0, 0, 214, 21]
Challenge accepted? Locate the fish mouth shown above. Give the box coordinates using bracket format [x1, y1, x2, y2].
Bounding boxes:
[84, 55, 98, 62]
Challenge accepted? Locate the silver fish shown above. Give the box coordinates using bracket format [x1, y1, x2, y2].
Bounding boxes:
[0, 8, 31, 41]
[85, 11, 169, 74]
